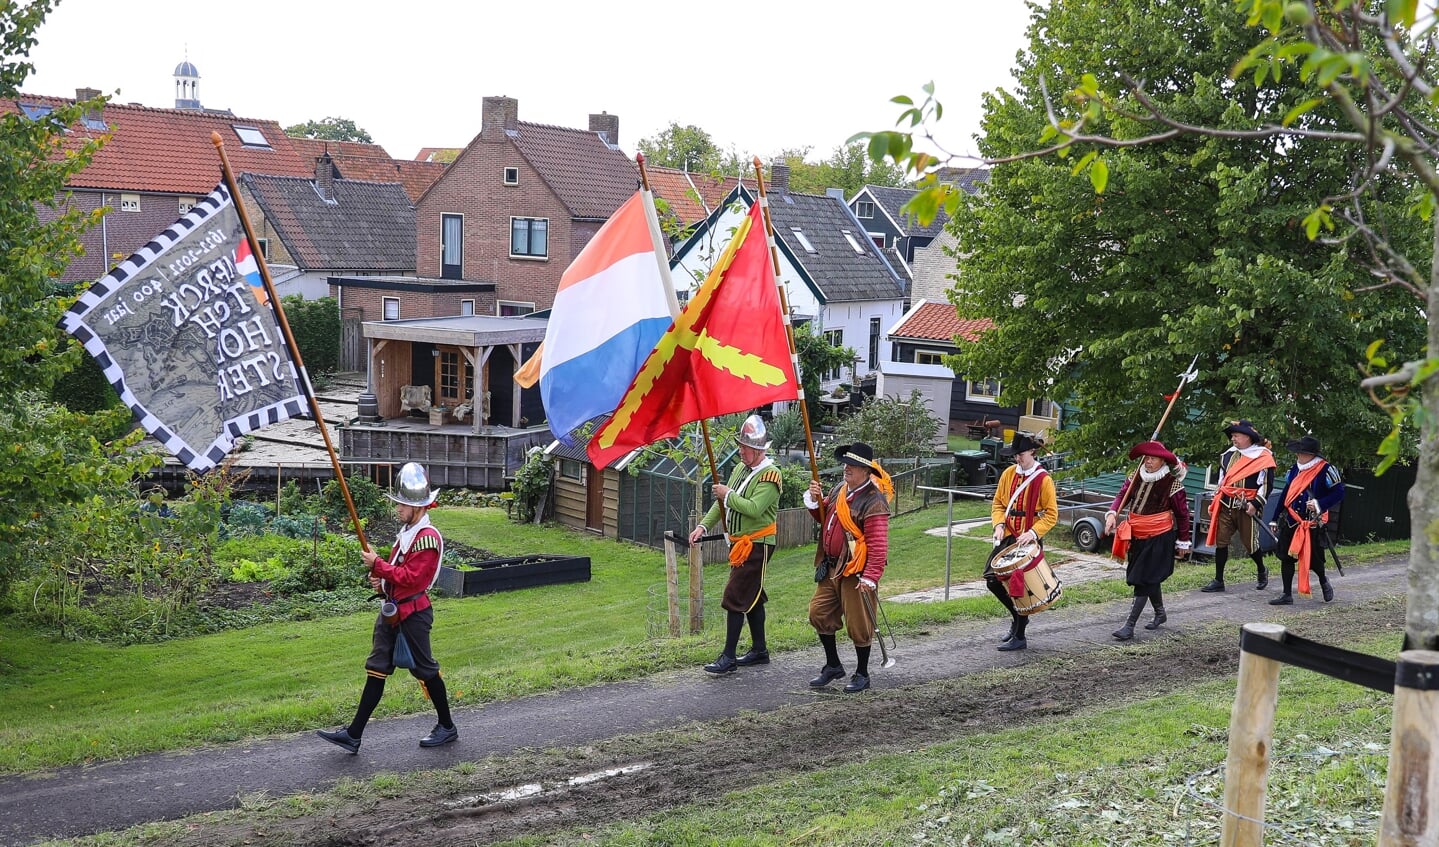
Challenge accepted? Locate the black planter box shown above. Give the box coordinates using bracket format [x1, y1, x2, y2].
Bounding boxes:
[435, 555, 591, 596]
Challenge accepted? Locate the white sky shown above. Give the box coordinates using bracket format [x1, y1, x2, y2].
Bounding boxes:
[24, 0, 1035, 165]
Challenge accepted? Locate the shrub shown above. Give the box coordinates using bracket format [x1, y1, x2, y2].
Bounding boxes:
[270, 534, 365, 595]
[317, 474, 389, 529]
[220, 500, 273, 540]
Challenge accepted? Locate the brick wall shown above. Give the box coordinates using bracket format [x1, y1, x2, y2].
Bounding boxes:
[332, 285, 497, 323]
[416, 138, 573, 311]
[43, 189, 214, 285]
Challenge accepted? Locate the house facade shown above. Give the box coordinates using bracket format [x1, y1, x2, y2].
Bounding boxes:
[412, 96, 639, 315]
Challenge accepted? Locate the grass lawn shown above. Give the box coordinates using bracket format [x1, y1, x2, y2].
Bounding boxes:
[0, 504, 1409, 775]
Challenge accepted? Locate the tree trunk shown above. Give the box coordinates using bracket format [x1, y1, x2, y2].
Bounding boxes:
[1407, 216, 1439, 650]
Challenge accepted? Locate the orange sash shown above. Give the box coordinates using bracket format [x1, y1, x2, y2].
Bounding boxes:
[728, 523, 777, 567]
[1111, 511, 1176, 559]
[1284, 462, 1329, 597]
[1204, 450, 1276, 546]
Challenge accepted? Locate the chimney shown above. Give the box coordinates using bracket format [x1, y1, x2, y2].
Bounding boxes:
[76, 87, 103, 124]
[770, 161, 790, 195]
[481, 96, 519, 142]
[826, 187, 846, 201]
[589, 111, 619, 146]
[315, 152, 337, 201]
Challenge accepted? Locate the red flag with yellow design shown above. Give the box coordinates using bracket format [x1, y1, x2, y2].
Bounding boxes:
[588, 201, 798, 466]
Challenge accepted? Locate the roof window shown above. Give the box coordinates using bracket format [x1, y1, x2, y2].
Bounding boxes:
[19, 102, 53, 121]
[841, 230, 867, 254]
[232, 125, 272, 148]
[790, 227, 817, 253]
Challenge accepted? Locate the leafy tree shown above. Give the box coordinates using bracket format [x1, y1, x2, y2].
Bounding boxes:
[0, 0, 161, 599]
[284, 117, 374, 143]
[835, 389, 943, 466]
[793, 321, 856, 414]
[638, 121, 747, 176]
[782, 142, 908, 196]
[857, 0, 1439, 647]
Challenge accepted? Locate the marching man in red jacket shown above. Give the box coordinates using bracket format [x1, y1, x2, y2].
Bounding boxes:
[317, 462, 457, 754]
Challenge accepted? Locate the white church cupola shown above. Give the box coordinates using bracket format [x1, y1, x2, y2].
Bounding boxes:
[173, 56, 201, 110]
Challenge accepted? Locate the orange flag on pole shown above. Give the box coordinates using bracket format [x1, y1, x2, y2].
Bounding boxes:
[588, 201, 798, 467]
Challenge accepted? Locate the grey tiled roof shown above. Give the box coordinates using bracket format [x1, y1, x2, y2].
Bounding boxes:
[765, 190, 905, 303]
[865, 184, 949, 238]
[511, 122, 639, 219]
[241, 173, 415, 272]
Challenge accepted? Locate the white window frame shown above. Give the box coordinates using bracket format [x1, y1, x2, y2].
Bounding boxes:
[503, 167, 519, 185]
[177, 196, 197, 215]
[915, 349, 948, 366]
[460, 299, 475, 316]
[119, 193, 140, 212]
[382, 297, 400, 321]
[823, 329, 844, 381]
[841, 230, 867, 254]
[509, 216, 549, 259]
[498, 300, 536, 316]
[967, 378, 1002, 403]
[855, 199, 874, 219]
[255, 238, 270, 260]
[559, 458, 584, 480]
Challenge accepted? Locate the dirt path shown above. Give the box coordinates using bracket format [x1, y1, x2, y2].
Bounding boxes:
[0, 556, 1410, 846]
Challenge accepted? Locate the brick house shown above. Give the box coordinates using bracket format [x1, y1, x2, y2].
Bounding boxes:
[412, 96, 640, 314]
[4, 89, 316, 287]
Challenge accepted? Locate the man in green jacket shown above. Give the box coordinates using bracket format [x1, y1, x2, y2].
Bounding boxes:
[689, 414, 782, 675]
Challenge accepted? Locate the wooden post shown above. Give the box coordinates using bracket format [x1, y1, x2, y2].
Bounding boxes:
[688, 538, 704, 635]
[1221, 622, 1285, 846]
[662, 535, 681, 638]
[1379, 649, 1439, 846]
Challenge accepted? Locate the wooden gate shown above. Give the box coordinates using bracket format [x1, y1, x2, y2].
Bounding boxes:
[340, 307, 363, 371]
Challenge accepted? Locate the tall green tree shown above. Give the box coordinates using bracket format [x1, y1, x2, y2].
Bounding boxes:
[0, 0, 161, 599]
[858, 0, 1439, 648]
[284, 116, 374, 143]
[861, 0, 1421, 470]
[638, 122, 737, 173]
[782, 142, 908, 196]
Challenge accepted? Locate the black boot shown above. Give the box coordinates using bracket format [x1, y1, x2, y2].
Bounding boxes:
[1203, 548, 1228, 592]
[1113, 596, 1146, 640]
[1145, 605, 1167, 630]
[997, 614, 1028, 651]
[1254, 555, 1269, 590]
[987, 576, 1022, 644]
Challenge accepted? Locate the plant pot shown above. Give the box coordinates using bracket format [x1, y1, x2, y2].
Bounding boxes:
[435, 555, 591, 596]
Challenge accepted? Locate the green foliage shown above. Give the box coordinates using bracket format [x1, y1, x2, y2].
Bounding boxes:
[637, 122, 746, 175]
[279, 295, 341, 377]
[283, 116, 373, 143]
[317, 473, 388, 530]
[780, 142, 908, 196]
[792, 322, 855, 414]
[277, 479, 312, 517]
[269, 534, 365, 595]
[228, 556, 287, 583]
[220, 500, 273, 540]
[0, 1, 164, 597]
[859, 0, 1424, 472]
[776, 461, 814, 509]
[509, 447, 555, 523]
[835, 389, 943, 464]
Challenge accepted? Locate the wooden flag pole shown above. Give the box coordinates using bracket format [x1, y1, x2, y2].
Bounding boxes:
[211, 132, 370, 552]
[752, 157, 824, 511]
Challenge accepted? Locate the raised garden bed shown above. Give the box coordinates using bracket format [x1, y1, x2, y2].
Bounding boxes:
[434, 555, 591, 597]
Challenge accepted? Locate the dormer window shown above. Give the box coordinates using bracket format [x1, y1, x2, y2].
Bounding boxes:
[18, 102, 53, 121]
[503, 167, 519, 185]
[790, 227, 817, 253]
[856, 200, 874, 219]
[232, 125, 271, 148]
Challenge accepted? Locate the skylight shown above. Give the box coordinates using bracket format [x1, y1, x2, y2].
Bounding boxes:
[18, 102, 53, 121]
[841, 230, 867, 254]
[790, 227, 816, 253]
[232, 125, 271, 148]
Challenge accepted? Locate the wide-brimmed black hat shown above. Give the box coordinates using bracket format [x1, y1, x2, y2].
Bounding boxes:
[1223, 419, 1264, 443]
[1285, 435, 1322, 456]
[834, 442, 880, 474]
[1010, 431, 1041, 456]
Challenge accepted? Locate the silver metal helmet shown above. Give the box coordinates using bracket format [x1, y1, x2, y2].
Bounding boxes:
[388, 462, 439, 507]
[736, 414, 771, 450]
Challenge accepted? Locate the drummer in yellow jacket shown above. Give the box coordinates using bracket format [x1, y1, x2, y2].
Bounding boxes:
[986, 432, 1058, 652]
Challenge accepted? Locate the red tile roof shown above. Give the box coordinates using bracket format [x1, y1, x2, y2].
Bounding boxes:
[413, 147, 461, 163]
[288, 137, 447, 202]
[645, 165, 742, 228]
[509, 121, 639, 219]
[891, 301, 992, 343]
[3, 93, 315, 193]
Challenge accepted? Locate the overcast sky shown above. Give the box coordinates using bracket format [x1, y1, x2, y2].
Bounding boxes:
[24, 0, 1035, 165]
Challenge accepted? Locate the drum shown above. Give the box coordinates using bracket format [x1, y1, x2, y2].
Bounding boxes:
[990, 540, 1040, 577]
[1014, 554, 1063, 616]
